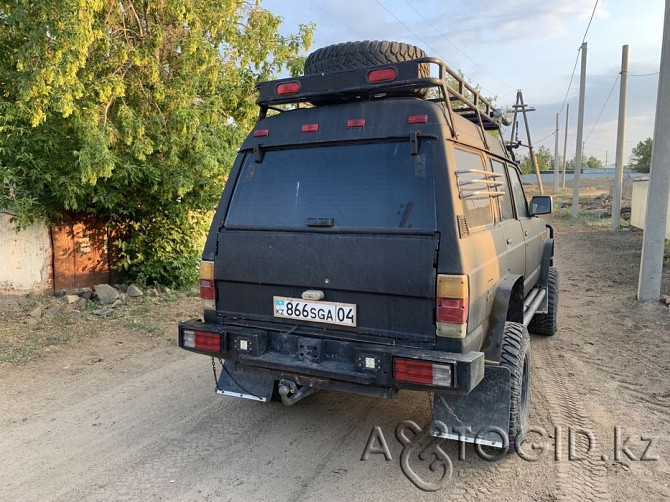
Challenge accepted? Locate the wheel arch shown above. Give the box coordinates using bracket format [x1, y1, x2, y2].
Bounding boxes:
[483, 274, 524, 362]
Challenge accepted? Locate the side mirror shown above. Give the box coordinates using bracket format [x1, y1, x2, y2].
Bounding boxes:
[530, 195, 553, 216]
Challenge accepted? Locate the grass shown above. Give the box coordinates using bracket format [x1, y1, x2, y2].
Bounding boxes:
[552, 208, 612, 228]
[0, 287, 200, 365]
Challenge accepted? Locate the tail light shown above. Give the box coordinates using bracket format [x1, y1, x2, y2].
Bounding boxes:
[394, 358, 453, 387]
[199, 260, 215, 310]
[367, 67, 397, 83]
[301, 123, 319, 133]
[347, 118, 366, 128]
[436, 274, 468, 338]
[276, 81, 301, 95]
[182, 330, 221, 353]
[408, 114, 428, 124]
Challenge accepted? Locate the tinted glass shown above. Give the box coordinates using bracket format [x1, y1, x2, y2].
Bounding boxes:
[491, 159, 514, 220]
[226, 141, 436, 230]
[508, 167, 529, 218]
[453, 148, 494, 228]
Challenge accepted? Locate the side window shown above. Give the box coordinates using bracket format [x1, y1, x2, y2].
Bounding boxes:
[508, 167, 529, 218]
[490, 159, 514, 221]
[453, 148, 494, 229]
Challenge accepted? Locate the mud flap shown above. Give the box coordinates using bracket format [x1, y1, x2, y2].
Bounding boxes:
[215, 360, 275, 402]
[430, 366, 511, 448]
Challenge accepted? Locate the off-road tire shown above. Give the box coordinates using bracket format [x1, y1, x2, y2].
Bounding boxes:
[500, 322, 531, 447]
[529, 266, 559, 336]
[304, 40, 429, 98]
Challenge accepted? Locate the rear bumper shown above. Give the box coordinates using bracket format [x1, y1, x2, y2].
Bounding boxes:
[178, 319, 485, 395]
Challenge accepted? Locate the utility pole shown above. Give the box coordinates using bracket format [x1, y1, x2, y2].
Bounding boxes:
[520, 92, 544, 194]
[572, 42, 587, 217]
[612, 44, 629, 231]
[562, 104, 569, 189]
[510, 91, 543, 193]
[638, 1, 670, 301]
[553, 113, 560, 192]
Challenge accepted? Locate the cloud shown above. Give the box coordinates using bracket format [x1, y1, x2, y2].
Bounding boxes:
[427, 1, 610, 45]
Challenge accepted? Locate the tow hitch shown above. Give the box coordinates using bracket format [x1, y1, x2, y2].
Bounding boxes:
[277, 378, 318, 406]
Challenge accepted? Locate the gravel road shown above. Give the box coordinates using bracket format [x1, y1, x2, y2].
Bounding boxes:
[1, 218, 669, 501]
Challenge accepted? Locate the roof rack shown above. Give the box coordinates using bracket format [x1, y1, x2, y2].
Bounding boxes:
[256, 57, 509, 146]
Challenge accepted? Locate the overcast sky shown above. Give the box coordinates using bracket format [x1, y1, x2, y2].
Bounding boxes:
[263, 0, 666, 164]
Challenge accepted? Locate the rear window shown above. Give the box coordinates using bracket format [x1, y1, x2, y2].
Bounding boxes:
[225, 141, 436, 230]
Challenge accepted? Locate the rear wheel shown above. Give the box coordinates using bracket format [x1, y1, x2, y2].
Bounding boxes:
[500, 322, 531, 446]
[529, 266, 559, 336]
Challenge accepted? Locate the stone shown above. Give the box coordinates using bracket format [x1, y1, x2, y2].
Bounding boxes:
[43, 305, 61, 318]
[126, 284, 144, 297]
[81, 289, 93, 300]
[119, 293, 127, 304]
[28, 306, 42, 319]
[93, 284, 119, 304]
[92, 308, 114, 317]
[149, 288, 160, 297]
[54, 289, 67, 298]
[119, 284, 129, 293]
[63, 294, 80, 304]
[66, 287, 92, 298]
[163, 287, 171, 295]
[111, 299, 123, 308]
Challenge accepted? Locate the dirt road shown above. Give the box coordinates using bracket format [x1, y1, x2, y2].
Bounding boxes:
[1, 217, 669, 501]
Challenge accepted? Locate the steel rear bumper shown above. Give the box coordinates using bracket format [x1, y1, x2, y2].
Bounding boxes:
[178, 319, 484, 395]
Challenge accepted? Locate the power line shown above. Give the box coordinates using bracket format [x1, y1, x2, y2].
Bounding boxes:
[374, 0, 445, 62]
[558, 0, 600, 115]
[558, 50, 581, 115]
[373, 0, 501, 99]
[581, 0, 600, 44]
[585, 74, 619, 143]
[630, 72, 660, 77]
[401, 0, 516, 91]
[307, 1, 366, 39]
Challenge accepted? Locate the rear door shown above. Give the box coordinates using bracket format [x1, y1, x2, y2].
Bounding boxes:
[508, 167, 544, 292]
[216, 140, 439, 344]
[491, 159, 525, 277]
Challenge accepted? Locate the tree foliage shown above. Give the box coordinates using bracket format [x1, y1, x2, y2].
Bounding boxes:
[519, 146, 553, 174]
[629, 138, 653, 173]
[0, 0, 314, 286]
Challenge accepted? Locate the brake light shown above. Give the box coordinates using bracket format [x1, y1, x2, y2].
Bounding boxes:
[302, 123, 319, 133]
[394, 358, 453, 387]
[199, 260, 215, 310]
[408, 114, 428, 124]
[253, 129, 269, 137]
[436, 274, 468, 337]
[183, 330, 221, 353]
[367, 67, 397, 83]
[276, 81, 301, 95]
[347, 118, 366, 128]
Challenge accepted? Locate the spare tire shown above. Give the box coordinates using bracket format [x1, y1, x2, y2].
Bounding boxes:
[304, 40, 429, 98]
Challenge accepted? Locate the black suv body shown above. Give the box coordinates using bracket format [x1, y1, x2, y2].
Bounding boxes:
[178, 42, 558, 447]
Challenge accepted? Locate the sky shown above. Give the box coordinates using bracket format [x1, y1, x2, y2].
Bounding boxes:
[262, 0, 666, 165]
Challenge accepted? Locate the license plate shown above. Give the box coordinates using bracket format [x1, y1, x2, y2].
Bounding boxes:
[273, 296, 357, 327]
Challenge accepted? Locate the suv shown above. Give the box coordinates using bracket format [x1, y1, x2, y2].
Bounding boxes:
[178, 41, 558, 447]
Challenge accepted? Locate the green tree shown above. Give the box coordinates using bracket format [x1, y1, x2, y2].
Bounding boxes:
[0, 0, 314, 286]
[518, 145, 553, 174]
[629, 138, 653, 173]
[585, 156, 603, 169]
